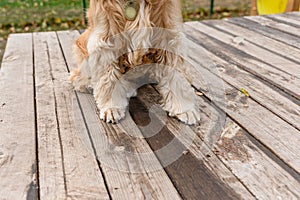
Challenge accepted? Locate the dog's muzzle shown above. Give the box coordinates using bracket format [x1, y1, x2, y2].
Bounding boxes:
[122, 0, 140, 21]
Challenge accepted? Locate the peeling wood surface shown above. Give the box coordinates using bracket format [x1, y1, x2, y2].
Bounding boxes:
[1, 12, 300, 199]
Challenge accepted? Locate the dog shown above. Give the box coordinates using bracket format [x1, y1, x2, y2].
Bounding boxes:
[70, 0, 200, 125]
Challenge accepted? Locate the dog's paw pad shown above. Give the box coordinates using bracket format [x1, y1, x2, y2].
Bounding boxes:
[100, 108, 126, 123]
[173, 110, 200, 125]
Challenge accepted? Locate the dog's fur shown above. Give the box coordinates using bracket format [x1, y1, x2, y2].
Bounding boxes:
[70, 0, 200, 124]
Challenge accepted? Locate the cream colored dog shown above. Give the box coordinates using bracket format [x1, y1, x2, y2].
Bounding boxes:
[70, 0, 200, 124]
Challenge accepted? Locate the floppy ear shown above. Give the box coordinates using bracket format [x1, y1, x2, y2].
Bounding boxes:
[74, 29, 90, 66]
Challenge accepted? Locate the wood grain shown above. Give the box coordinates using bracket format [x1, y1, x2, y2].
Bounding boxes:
[247, 15, 300, 37]
[33, 32, 110, 199]
[229, 17, 300, 49]
[215, 118, 300, 199]
[185, 22, 300, 100]
[184, 22, 300, 131]
[58, 30, 182, 200]
[184, 25, 300, 174]
[132, 86, 254, 200]
[267, 13, 300, 29]
[135, 86, 300, 199]
[193, 21, 300, 79]
[204, 18, 300, 64]
[0, 34, 37, 199]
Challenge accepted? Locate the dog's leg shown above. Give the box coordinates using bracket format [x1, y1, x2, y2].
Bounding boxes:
[92, 61, 136, 123]
[70, 59, 91, 93]
[156, 55, 200, 125]
[70, 30, 91, 93]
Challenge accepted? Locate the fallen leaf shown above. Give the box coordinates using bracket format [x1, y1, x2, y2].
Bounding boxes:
[240, 88, 250, 97]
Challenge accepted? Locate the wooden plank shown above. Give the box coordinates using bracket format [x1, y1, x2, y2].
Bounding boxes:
[58, 30, 182, 200]
[135, 86, 300, 199]
[194, 21, 300, 79]
[34, 32, 67, 199]
[33, 32, 110, 199]
[285, 11, 300, 21]
[184, 22, 300, 101]
[214, 118, 300, 199]
[42, 32, 109, 198]
[0, 34, 37, 199]
[132, 86, 254, 199]
[203, 19, 300, 65]
[188, 21, 300, 130]
[267, 13, 300, 28]
[246, 15, 300, 37]
[228, 17, 300, 49]
[185, 25, 300, 174]
[186, 33, 300, 131]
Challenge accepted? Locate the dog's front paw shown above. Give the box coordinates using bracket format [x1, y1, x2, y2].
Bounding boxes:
[69, 69, 89, 93]
[99, 107, 126, 123]
[170, 109, 200, 125]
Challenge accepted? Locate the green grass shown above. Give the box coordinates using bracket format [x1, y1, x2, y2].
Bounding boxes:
[0, 0, 85, 38]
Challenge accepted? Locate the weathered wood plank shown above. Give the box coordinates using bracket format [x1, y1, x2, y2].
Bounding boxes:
[0, 34, 37, 199]
[58, 30, 182, 200]
[33, 32, 110, 199]
[228, 17, 300, 49]
[267, 13, 300, 29]
[135, 86, 300, 199]
[132, 86, 254, 200]
[288, 11, 300, 16]
[215, 118, 300, 199]
[185, 22, 300, 100]
[285, 11, 300, 21]
[185, 25, 300, 174]
[203, 19, 300, 66]
[185, 21, 300, 131]
[247, 15, 300, 37]
[195, 21, 300, 79]
[34, 32, 68, 199]
[45, 32, 110, 198]
[80, 94, 182, 199]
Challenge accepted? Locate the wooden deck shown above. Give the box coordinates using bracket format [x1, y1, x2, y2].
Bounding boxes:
[1, 12, 300, 199]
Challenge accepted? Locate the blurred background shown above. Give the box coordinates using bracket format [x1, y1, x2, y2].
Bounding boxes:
[0, 0, 251, 63]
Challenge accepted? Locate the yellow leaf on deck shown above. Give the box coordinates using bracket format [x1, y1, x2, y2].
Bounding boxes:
[240, 88, 250, 97]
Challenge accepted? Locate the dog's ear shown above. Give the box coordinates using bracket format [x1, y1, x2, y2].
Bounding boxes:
[74, 29, 90, 66]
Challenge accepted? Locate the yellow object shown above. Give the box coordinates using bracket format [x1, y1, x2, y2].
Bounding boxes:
[240, 88, 250, 97]
[257, 0, 288, 14]
[124, 7, 138, 21]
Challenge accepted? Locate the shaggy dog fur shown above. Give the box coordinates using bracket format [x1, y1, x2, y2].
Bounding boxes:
[70, 0, 200, 124]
